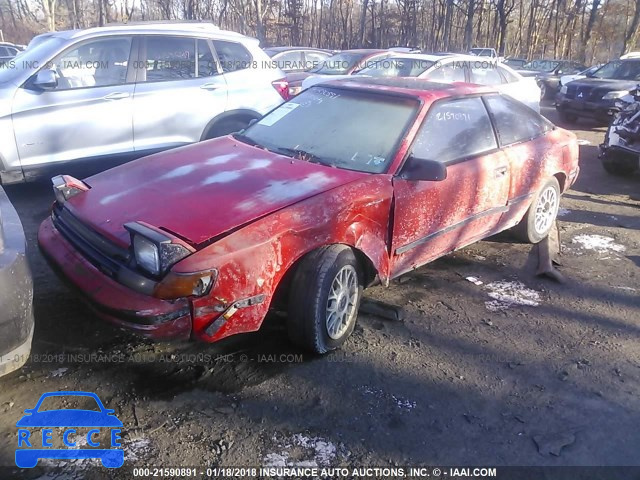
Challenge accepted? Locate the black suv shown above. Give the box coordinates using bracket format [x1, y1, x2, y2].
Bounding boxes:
[556, 59, 640, 124]
[518, 59, 586, 99]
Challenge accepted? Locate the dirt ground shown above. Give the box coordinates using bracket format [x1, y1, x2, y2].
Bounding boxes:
[1, 102, 639, 479]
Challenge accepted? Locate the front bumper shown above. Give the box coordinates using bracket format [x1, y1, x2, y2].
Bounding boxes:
[0, 187, 34, 377]
[556, 96, 618, 122]
[38, 217, 192, 340]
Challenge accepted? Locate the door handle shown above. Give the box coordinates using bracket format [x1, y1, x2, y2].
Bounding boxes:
[494, 166, 508, 177]
[103, 92, 130, 100]
[200, 83, 220, 91]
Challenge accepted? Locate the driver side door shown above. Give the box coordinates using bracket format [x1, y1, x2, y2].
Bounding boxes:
[390, 96, 511, 277]
[11, 36, 136, 169]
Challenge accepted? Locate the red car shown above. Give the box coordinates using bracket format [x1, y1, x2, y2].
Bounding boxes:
[38, 78, 579, 353]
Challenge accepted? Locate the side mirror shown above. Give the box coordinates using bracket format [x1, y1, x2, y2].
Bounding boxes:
[32, 69, 57, 90]
[556, 69, 563, 75]
[399, 155, 447, 182]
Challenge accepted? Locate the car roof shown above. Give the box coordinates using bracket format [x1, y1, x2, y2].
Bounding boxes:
[45, 22, 253, 43]
[322, 76, 496, 100]
[265, 46, 330, 52]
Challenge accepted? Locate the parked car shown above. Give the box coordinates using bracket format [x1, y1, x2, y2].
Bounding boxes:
[0, 22, 288, 185]
[558, 64, 602, 90]
[0, 186, 34, 377]
[518, 59, 587, 99]
[264, 46, 332, 72]
[297, 49, 395, 92]
[556, 58, 640, 123]
[503, 58, 528, 69]
[599, 85, 640, 175]
[306, 54, 541, 112]
[470, 47, 498, 58]
[0, 42, 21, 62]
[38, 78, 579, 354]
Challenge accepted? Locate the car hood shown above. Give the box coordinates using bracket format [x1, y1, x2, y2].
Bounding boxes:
[566, 78, 639, 91]
[67, 137, 366, 247]
[516, 70, 541, 77]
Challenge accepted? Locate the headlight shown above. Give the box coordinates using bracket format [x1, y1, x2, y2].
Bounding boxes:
[288, 85, 302, 96]
[125, 222, 193, 276]
[560, 85, 567, 94]
[154, 269, 218, 299]
[602, 90, 629, 100]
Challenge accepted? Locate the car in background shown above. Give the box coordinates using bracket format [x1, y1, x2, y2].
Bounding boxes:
[503, 58, 528, 69]
[0, 22, 288, 184]
[39, 78, 578, 354]
[518, 59, 587, 99]
[470, 47, 498, 58]
[0, 42, 21, 63]
[558, 64, 602, 90]
[296, 49, 395, 93]
[264, 46, 332, 72]
[0, 186, 34, 377]
[555, 58, 640, 123]
[305, 54, 541, 112]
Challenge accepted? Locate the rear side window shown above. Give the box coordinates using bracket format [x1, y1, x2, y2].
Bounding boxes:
[274, 50, 303, 71]
[485, 95, 552, 146]
[197, 39, 217, 77]
[470, 65, 503, 85]
[145, 36, 196, 81]
[412, 96, 497, 163]
[212, 40, 252, 72]
[426, 62, 466, 82]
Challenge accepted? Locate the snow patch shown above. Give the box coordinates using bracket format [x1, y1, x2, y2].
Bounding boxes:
[557, 207, 571, 217]
[362, 386, 416, 411]
[484, 281, 541, 311]
[50, 367, 68, 378]
[572, 234, 626, 253]
[263, 433, 340, 467]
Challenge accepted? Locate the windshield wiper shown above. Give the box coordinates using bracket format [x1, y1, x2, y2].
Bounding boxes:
[272, 147, 329, 165]
[232, 132, 266, 149]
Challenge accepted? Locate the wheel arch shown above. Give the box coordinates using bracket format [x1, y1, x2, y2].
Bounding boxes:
[554, 171, 567, 192]
[200, 109, 263, 141]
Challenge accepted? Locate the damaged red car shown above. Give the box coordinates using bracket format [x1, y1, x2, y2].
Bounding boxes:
[38, 78, 579, 353]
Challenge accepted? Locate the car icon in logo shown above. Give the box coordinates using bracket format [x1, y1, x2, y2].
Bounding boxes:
[15, 391, 124, 468]
[577, 91, 584, 98]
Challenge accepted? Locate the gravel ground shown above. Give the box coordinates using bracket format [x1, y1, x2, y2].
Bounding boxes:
[0, 102, 638, 478]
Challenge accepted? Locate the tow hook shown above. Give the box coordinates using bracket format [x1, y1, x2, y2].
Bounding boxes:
[204, 294, 266, 337]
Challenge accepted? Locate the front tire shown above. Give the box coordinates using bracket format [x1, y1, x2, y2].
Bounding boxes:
[513, 177, 561, 244]
[287, 245, 363, 354]
[205, 118, 251, 140]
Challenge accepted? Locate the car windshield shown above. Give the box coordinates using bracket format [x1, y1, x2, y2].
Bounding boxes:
[311, 52, 369, 74]
[0, 36, 66, 84]
[522, 60, 559, 72]
[592, 60, 640, 80]
[37, 395, 101, 412]
[237, 86, 418, 174]
[357, 58, 435, 78]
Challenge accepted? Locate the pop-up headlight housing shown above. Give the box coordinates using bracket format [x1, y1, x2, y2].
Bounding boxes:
[124, 222, 194, 277]
[52, 175, 90, 204]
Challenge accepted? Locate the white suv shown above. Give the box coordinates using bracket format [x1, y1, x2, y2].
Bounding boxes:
[0, 22, 288, 184]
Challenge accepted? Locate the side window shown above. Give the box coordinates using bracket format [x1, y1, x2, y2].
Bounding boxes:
[426, 62, 466, 82]
[197, 39, 217, 77]
[470, 65, 503, 85]
[274, 51, 303, 71]
[52, 36, 132, 89]
[412, 97, 497, 163]
[485, 94, 552, 146]
[145, 36, 196, 82]
[304, 51, 330, 70]
[212, 40, 252, 73]
[498, 66, 519, 83]
[0, 47, 8, 56]
[7, 47, 18, 56]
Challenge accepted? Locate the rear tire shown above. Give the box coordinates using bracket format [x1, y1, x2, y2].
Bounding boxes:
[205, 118, 251, 140]
[513, 177, 561, 244]
[287, 245, 363, 354]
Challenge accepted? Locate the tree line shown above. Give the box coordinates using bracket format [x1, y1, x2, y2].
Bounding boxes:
[1, 0, 639, 63]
